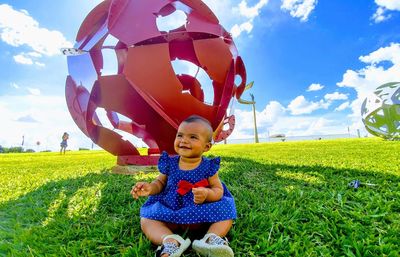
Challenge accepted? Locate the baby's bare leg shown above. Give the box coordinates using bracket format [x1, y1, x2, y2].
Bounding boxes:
[141, 218, 176, 245]
[207, 219, 233, 237]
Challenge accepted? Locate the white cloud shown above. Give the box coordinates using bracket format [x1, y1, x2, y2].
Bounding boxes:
[201, 0, 317, 39]
[35, 61, 45, 67]
[334, 101, 350, 112]
[260, 101, 287, 123]
[13, 52, 45, 66]
[0, 4, 72, 62]
[307, 83, 324, 91]
[16, 114, 38, 123]
[300, 117, 337, 135]
[230, 101, 285, 138]
[324, 92, 348, 101]
[202, 0, 233, 23]
[372, 0, 400, 23]
[27, 51, 42, 58]
[281, 0, 317, 22]
[375, 0, 400, 10]
[27, 87, 41, 96]
[11, 83, 20, 89]
[287, 95, 329, 115]
[231, 22, 253, 38]
[237, 0, 269, 19]
[372, 7, 391, 23]
[13, 53, 33, 65]
[230, 0, 269, 38]
[336, 42, 400, 133]
[359, 42, 400, 64]
[338, 43, 400, 96]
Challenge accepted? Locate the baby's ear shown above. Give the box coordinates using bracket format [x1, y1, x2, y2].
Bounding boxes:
[204, 141, 212, 152]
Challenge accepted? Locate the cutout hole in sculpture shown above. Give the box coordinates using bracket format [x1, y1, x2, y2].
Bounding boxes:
[395, 92, 400, 102]
[101, 49, 118, 76]
[171, 1, 192, 14]
[103, 34, 119, 47]
[68, 54, 98, 91]
[376, 109, 384, 116]
[223, 122, 230, 130]
[171, 59, 214, 105]
[379, 125, 388, 132]
[234, 75, 242, 86]
[116, 112, 132, 123]
[94, 108, 148, 149]
[113, 129, 148, 149]
[368, 116, 375, 123]
[228, 98, 236, 114]
[156, 9, 187, 32]
[95, 108, 114, 129]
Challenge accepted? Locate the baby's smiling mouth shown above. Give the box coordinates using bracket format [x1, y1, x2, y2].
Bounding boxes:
[179, 145, 191, 149]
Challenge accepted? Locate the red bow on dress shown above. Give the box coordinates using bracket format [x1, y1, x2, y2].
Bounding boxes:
[176, 179, 209, 195]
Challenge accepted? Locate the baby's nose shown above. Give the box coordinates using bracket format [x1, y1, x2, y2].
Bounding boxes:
[180, 136, 189, 143]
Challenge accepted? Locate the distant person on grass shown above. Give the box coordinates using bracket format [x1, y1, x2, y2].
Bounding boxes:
[131, 115, 236, 257]
[60, 132, 69, 154]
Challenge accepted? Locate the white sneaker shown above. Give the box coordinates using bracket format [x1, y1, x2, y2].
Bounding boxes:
[155, 234, 191, 257]
[192, 233, 234, 257]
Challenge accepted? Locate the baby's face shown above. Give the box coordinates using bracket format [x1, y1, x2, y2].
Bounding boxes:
[174, 121, 211, 158]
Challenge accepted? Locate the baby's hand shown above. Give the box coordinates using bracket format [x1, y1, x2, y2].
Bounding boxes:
[192, 187, 209, 204]
[131, 182, 151, 199]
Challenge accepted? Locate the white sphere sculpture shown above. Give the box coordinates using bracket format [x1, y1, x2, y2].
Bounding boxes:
[361, 82, 400, 140]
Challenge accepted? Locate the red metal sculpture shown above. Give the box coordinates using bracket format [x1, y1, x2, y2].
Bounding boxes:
[63, 0, 247, 165]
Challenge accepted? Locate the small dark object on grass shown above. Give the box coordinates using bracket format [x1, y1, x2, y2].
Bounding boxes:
[348, 180, 377, 189]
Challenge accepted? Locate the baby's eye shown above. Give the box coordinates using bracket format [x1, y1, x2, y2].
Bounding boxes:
[190, 135, 198, 139]
[176, 134, 182, 138]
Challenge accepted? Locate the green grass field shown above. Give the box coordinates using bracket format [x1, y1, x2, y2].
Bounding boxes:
[0, 138, 399, 256]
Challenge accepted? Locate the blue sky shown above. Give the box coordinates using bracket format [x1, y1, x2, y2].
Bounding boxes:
[0, 0, 400, 151]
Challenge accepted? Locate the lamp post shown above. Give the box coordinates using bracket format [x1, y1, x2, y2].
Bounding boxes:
[250, 93, 259, 143]
[237, 81, 259, 143]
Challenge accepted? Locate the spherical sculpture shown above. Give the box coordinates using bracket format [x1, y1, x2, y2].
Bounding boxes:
[64, 0, 247, 165]
[361, 82, 400, 140]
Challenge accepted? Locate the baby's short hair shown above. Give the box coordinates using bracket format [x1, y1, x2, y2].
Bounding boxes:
[182, 115, 213, 142]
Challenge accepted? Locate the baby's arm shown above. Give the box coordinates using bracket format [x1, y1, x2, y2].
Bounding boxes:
[192, 173, 223, 204]
[131, 174, 167, 199]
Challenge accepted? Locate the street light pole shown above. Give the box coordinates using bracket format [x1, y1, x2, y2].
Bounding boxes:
[250, 93, 259, 143]
[237, 81, 259, 144]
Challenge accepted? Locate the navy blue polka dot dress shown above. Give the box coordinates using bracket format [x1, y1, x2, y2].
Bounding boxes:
[140, 151, 237, 224]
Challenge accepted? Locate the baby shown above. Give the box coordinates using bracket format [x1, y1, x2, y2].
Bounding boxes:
[131, 115, 236, 257]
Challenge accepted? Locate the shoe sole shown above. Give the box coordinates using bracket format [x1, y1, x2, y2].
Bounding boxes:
[192, 240, 234, 257]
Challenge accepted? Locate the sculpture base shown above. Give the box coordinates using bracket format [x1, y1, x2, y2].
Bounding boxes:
[117, 155, 160, 166]
[112, 164, 157, 175]
[112, 154, 160, 175]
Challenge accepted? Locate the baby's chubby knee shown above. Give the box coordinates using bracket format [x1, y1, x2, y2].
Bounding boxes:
[140, 218, 176, 231]
[140, 217, 154, 230]
[213, 219, 233, 227]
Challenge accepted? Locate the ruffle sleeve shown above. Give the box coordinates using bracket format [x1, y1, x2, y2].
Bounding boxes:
[205, 157, 221, 178]
[157, 151, 171, 175]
